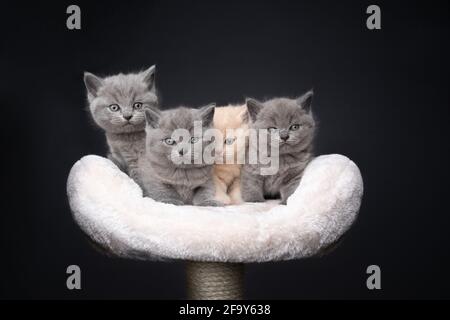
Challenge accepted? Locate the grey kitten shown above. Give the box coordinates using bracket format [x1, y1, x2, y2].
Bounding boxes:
[137, 104, 223, 206]
[83, 66, 159, 180]
[241, 90, 316, 204]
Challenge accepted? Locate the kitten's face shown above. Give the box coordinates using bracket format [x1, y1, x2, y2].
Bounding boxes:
[247, 91, 315, 155]
[84, 66, 158, 134]
[213, 105, 249, 163]
[145, 105, 216, 168]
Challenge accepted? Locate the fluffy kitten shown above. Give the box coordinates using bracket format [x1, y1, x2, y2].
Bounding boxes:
[241, 90, 315, 204]
[83, 66, 158, 180]
[138, 104, 224, 206]
[212, 105, 249, 205]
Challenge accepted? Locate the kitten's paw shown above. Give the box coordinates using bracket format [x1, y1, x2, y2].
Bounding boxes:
[160, 198, 185, 206]
[243, 196, 265, 203]
[215, 194, 232, 205]
[195, 200, 225, 207]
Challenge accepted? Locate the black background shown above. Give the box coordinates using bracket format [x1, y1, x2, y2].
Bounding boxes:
[1, 0, 449, 299]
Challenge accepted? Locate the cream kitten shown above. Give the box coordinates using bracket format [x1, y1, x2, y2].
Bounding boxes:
[212, 105, 249, 205]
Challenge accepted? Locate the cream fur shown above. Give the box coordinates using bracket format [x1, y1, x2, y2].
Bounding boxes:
[67, 154, 363, 262]
[212, 105, 248, 205]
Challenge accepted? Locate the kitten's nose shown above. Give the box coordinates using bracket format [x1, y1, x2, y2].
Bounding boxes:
[123, 115, 132, 121]
[280, 132, 289, 141]
[179, 148, 185, 156]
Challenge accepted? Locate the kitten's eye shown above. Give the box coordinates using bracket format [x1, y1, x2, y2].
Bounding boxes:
[224, 137, 236, 145]
[133, 102, 143, 110]
[109, 104, 120, 112]
[164, 138, 176, 145]
[268, 127, 278, 132]
[290, 124, 301, 131]
[190, 137, 199, 144]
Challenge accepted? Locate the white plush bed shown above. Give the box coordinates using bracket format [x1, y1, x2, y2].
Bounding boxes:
[67, 154, 363, 263]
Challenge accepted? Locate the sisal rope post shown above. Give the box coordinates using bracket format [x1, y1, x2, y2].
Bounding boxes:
[186, 261, 244, 300]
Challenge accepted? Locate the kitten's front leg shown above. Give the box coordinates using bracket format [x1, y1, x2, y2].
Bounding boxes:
[193, 180, 224, 207]
[240, 168, 265, 202]
[142, 179, 185, 206]
[107, 152, 128, 173]
[156, 185, 185, 206]
[213, 176, 232, 205]
[128, 167, 142, 186]
[228, 177, 244, 205]
[280, 176, 302, 205]
[159, 197, 185, 206]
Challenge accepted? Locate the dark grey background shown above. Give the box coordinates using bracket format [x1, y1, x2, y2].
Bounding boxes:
[1, 0, 449, 299]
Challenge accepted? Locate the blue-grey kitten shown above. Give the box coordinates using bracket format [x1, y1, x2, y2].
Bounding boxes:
[137, 104, 224, 206]
[241, 90, 316, 204]
[83, 66, 159, 180]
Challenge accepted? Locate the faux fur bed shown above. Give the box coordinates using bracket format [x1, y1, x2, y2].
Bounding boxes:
[67, 154, 363, 262]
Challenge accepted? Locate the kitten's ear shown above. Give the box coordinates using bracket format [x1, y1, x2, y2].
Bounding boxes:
[198, 103, 216, 127]
[297, 89, 314, 113]
[144, 107, 160, 128]
[238, 106, 249, 123]
[142, 65, 156, 92]
[246, 98, 264, 122]
[83, 72, 104, 98]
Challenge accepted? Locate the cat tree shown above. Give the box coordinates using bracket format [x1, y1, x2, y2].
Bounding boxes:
[67, 154, 363, 299]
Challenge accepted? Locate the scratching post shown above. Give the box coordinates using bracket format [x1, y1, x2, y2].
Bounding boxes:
[186, 261, 244, 300]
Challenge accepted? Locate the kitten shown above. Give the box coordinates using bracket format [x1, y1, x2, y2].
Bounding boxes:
[83, 66, 158, 181]
[137, 104, 224, 206]
[212, 105, 249, 205]
[241, 90, 315, 204]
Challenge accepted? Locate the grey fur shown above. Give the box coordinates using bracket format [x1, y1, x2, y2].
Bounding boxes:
[138, 104, 223, 206]
[241, 90, 316, 204]
[83, 66, 158, 178]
